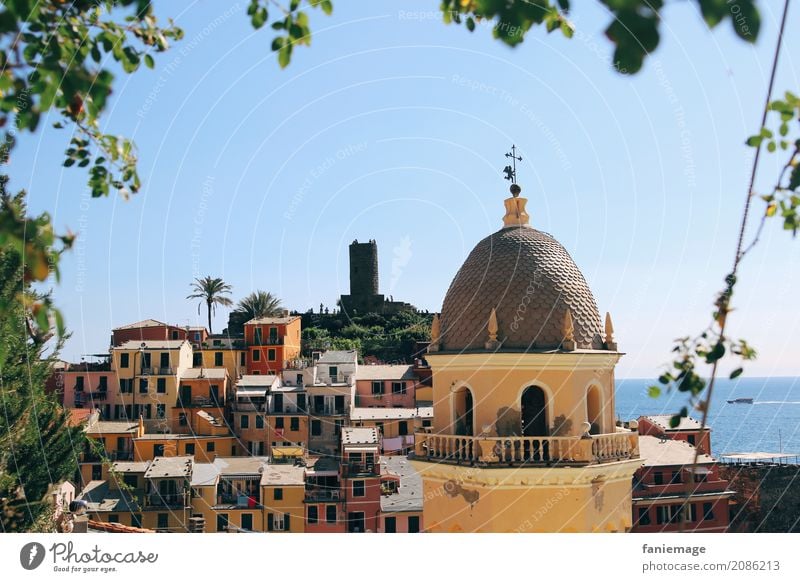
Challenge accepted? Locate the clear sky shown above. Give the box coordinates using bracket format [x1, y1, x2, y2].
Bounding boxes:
[9, 1, 800, 378]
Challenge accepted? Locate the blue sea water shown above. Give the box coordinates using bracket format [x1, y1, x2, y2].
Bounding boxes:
[615, 377, 800, 457]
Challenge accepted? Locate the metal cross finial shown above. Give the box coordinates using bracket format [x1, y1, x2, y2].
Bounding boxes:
[503, 144, 522, 184]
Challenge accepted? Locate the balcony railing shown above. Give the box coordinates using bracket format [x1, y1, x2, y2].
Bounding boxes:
[311, 406, 347, 416]
[414, 432, 638, 466]
[109, 450, 133, 461]
[147, 493, 188, 508]
[343, 463, 377, 477]
[304, 488, 340, 502]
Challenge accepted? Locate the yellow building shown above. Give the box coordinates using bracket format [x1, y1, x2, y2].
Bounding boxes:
[196, 337, 246, 381]
[411, 184, 640, 533]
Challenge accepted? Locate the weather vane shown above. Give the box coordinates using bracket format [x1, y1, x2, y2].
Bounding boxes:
[503, 144, 522, 184]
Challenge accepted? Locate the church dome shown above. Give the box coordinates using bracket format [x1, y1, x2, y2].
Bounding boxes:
[438, 193, 604, 352]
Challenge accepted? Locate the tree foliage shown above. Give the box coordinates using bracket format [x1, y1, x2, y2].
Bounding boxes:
[0, 191, 84, 532]
[186, 275, 233, 334]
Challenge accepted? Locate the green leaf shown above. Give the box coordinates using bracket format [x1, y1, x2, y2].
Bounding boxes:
[789, 164, 800, 191]
[729, 367, 744, 379]
[746, 135, 762, 147]
[647, 385, 661, 398]
[278, 43, 292, 68]
[144, 54, 155, 69]
[252, 7, 268, 29]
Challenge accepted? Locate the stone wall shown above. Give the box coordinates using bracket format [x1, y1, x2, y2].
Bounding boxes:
[719, 464, 800, 532]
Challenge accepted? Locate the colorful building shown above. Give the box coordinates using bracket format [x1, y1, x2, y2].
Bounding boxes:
[112, 319, 207, 347]
[379, 456, 422, 533]
[411, 184, 640, 532]
[244, 314, 302, 375]
[638, 415, 712, 455]
[632, 434, 733, 532]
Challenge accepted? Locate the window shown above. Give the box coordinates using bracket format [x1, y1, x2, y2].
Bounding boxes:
[194, 332, 201, 341]
[217, 513, 229, 532]
[392, 381, 405, 394]
[268, 349, 276, 361]
[637, 507, 651, 526]
[308, 506, 318, 524]
[75, 376, 85, 391]
[670, 471, 682, 484]
[241, 415, 250, 429]
[210, 385, 220, 404]
[156, 404, 166, 419]
[185, 443, 195, 455]
[132, 514, 142, 529]
[326, 505, 336, 523]
[274, 488, 283, 501]
[120, 353, 130, 368]
[214, 352, 223, 366]
[119, 379, 132, 393]
[157, 378, 166, 393]
[311, 420, 322, 436]
[178, 412, 187, 426]
[240, 352, 246, 366]
[399, 421, 408, 436]
[123, 474, 138, 488]
[352, 481, 365, 497]
[99, 376, 108, 391]
[329, 366, 338, 379]
[703, 502, 715, 521]
[171, 330, 179, 340]
[193, 352, 202, 367]
[157, 513, 168, 529]
[206, 441, 215, 452]
[290, 417, 299, 431]
[385, 516, 396, 533]
[653, 472, 664, 485]
[252, 350, 260, 362]
[274, 417, 284, 429]
[139, 379, 148, 393]
[91, 464, 102, 480]
[160, 352, 170, 369]
[408, 516, 420, 533]
[254, 328, 263, 345]
[108, 514, 119, 524]
[256, 415, 264, 429]
[241, 513, 253, 531]
[656, 505, 668, 525]
[284, 513, 291, 531]
[688, 434, 696, 446]
[153, 444, 165, 457]
[372, 381, 383, 395]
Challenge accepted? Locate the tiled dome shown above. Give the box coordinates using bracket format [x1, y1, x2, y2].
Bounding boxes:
[439, 224, 604, 351]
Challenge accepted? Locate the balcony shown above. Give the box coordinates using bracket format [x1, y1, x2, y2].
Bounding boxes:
[109, 450, 133, 461]
[147, 493, 188, 508]
[216, 493, 261, 508]
[343, 463, 377, 477]
[304, 487, 340, 502]
[413, 432, 638, 466]
[176, 396, 223, 409]
[311, 406, 348, 417]
[252, 337, 284, 346]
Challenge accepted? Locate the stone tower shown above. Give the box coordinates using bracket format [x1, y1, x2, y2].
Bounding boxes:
[349, 239, 379, 297]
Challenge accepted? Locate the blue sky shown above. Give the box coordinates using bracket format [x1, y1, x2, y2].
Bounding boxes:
[10, 1, 800, 378]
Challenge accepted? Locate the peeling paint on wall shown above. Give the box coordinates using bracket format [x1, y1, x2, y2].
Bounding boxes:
[495, 406, 520, 436]
[444, 479, 480, 506]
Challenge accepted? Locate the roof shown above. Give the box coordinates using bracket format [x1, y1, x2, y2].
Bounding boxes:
[118, 340, 187, 350]
[644, 415, 708, 432]
[143, 456, 193, 479]
[191, 463, 221, 487]
[245, 316, 300, 325]
[67, 408, 94, 427]
[356, 365, 415, 381]
[110, 461, 150, 474]
[720, 452, 799, 461]
[85, 420, 139, 435]
[236, 375, 279, 388]
[638, 435, 714, 467]
[342, 427, 379, 445]
[260, 463, 306, 486]
[88, 520, 153, 533]
[180, 368, 228, 380]
[439, 223, 604, 351]
[113, 319, 168, 330]
[134, 433, 231, 441]
[380, 456, 422, 513]
[317, 350, 358, 364]
[350, 407, 432, 421]
[77, 481, 140, 513]
[212, 456, 270, 476]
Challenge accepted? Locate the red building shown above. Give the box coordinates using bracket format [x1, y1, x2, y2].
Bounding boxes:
[632, 432, 733, 532]
[339, 427, 382, 533]
[112, 319, 207, 347]
[243, 314, 302, 375]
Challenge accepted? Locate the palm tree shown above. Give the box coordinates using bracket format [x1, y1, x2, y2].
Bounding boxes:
[187, 276, 233, 334]
[233, 290, 284, 321]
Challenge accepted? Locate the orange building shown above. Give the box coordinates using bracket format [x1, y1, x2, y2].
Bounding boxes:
[244, 314, 302, 375]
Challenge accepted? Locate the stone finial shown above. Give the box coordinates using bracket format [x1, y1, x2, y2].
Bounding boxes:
[561, 308, 575, 351]
[428, 313, 441, 352]
[502, 194, 530, 228]
[604, 312, 618, 351]
[485, 308, 502, 350]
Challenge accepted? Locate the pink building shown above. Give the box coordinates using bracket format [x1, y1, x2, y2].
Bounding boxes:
[355, 365, 417, 408]
[61, 360, 120, 420]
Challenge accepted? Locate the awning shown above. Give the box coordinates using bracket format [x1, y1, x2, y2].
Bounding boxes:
[272, 446, 303, 458]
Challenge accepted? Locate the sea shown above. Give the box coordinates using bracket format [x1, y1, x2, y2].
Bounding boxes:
[615, 377, 800, 458]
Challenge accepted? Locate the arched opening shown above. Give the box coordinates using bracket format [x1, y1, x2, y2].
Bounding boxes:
[521, 386, 547, 437]
[586, 385, 603, 435]
[453, 386, 474, 436]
